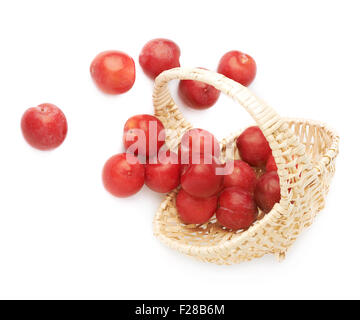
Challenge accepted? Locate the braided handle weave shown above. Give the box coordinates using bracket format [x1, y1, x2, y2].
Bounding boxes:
[153, 67, 307, 204]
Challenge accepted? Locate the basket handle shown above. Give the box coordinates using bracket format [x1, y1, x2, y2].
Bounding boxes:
[153, 67, 285, 136]
[155, 67, 304, 162]
[152, 67, 312, 210]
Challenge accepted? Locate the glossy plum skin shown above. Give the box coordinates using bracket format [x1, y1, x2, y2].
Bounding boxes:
[178, 128, 220, 164]
[217, 50, 256, 87]
[21, 103, 68, 150]
[102, 153, 145, 197]
[90, 51, 135, 94]
[178, 76, 220, 109]
[266, 155, 278, 172]
[223, 160, 257, 193]
[123, 114, 165, 158]
[236, 126, 271, 167]
[145, 151, 181, 193]
[139, 38, 180, 79]
[216, 187, 258, 230]
[176, 189, 218, 224]
[181, 157, 223, 198]
[254, 171, 281, 213]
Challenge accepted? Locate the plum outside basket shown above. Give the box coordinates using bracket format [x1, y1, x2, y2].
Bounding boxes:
[152, 67, 339, 265]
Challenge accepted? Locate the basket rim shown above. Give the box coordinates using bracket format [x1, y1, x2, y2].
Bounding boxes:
[153, 117, 339, 255]
[283, 117, 339, 176]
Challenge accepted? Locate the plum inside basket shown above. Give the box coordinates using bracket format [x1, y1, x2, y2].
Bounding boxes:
[153, 118, 337, 253]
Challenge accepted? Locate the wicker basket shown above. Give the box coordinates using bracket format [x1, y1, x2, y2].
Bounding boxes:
[152, 67, 339, 264]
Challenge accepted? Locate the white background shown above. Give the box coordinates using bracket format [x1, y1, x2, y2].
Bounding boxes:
[0, 0, 358, 300]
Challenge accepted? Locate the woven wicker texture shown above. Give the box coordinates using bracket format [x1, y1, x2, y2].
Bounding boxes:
[152, 67, 339, 264]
